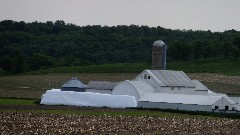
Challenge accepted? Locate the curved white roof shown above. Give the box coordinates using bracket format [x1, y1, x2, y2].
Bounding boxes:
[127, 80, 156, 98]
[153, 40, 165, 47]
[112, 80, 156, 99]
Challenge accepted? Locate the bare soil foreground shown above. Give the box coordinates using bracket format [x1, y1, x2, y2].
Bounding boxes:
[1, 111, 239, 135]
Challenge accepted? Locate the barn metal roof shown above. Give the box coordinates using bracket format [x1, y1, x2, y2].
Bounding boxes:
[192, 80, 209, 91]
[209, 93, 236, 105]
[86, 81, 118, 90]
[148, 70, 196, 87]
[61, 78, 85, 88]
[139, 93, 223, 105]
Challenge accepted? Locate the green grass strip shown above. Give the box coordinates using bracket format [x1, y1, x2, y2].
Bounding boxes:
[0, 109, 214, 119]
[0, 98, 38, 105]
[22, 58, 240, 76]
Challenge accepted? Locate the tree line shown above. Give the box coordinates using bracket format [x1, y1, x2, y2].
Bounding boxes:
[0, 20, 240, 74]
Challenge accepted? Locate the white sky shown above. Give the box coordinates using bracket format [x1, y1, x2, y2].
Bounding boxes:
[0, 0, 240, 32]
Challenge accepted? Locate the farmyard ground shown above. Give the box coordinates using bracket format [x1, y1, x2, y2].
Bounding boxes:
[1, 73, 240, 134]
[0, 73, 240, 99]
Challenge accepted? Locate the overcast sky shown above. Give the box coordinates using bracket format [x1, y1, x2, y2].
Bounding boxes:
[0, 0, 240, 32]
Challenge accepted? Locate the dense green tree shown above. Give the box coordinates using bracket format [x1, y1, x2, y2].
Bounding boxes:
[0, 20, 240, 74]
[30, 53, 54, 70]
[0, 56, 13, 73]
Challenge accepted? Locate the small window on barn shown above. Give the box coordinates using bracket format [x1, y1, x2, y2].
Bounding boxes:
[215, 106, 218, 110]
[144, 74, 147, 79]
[171, 86, 174, 90]
[148, 76, 150, 79]
[225, 106, 229, 110]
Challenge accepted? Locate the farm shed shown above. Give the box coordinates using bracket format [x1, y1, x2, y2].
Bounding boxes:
[61, 78, 86, 92]
[86, 81, 118, 94]
[138, 93, 236, 112]
[112, 80, 156, 100]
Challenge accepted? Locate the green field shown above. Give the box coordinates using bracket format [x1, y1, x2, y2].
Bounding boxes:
[22, 58, 240, 76]
[0, 98, 38, 105]
[23, 63, 150, 75]
[168, 58, 240, 76]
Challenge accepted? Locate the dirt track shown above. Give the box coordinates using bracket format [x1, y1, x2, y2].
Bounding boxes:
[1, 111, 240, 135]
[188, 73, 240, 85]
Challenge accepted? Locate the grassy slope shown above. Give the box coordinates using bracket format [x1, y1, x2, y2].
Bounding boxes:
[168, 58, 240, 75]
[23, 58, 240, 76]
[23, 63, 150, 75]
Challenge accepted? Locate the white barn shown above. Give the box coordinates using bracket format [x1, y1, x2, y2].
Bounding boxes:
[138, 93, 236, 112]
[133, 70, 208, 95]
[112, 69, 239, 112]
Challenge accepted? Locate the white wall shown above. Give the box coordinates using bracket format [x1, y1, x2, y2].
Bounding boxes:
[134, 70, 162, 92]
[213, 97, 233, 110]
[159, 87, 197, 94]
[194, 90, 209, 95]
[137, 101, 213, 112]
[112, 81, 140, 100]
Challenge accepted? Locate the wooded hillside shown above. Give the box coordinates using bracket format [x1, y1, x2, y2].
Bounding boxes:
[0, 20, 240, 74]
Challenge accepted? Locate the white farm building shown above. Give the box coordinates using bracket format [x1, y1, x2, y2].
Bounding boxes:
[111, 40, 239, 112]
[41, 40, 240, 112]
[112, 69, 239, 112]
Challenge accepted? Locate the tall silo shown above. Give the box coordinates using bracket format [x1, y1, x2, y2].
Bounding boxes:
[151, 40, 167, 70]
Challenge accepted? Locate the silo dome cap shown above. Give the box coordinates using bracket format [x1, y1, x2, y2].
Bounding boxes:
[153, 40, 166, 47]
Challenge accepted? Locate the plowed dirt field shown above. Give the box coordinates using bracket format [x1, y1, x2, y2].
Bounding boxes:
[1, 111, 240, 135]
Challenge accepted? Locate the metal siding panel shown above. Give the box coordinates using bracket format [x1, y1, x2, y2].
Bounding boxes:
[171, 71, 183, 86]
[137, 102, 213, 112]
[86, 81, 118, 90]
